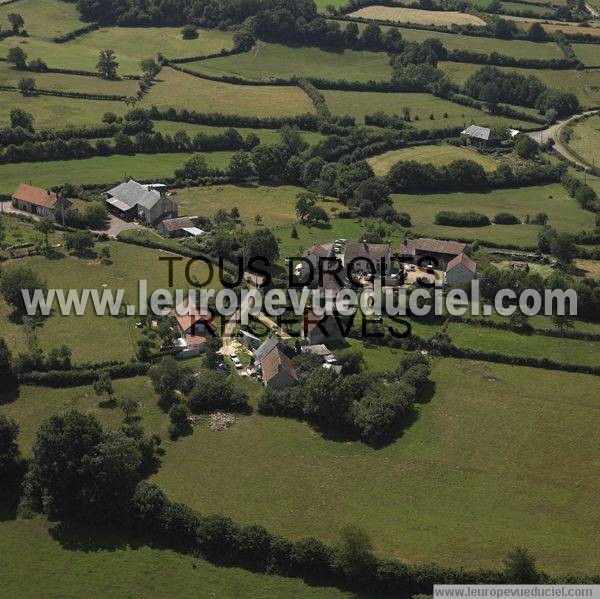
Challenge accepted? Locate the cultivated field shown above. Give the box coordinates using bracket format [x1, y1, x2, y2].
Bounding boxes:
[151, 358, 600, 572]
[367, 144, 499, 175]
[141, 67, 316, 117]
[0, 90, 126, 129]
[345, 21, 565, 59]
[572, 43, 600, 66]
[439, 62, 600, 109]
[184, 41, 393, 83]
[321, 89, 537, 129]
[348, 6, 487, 26]
[0, 27, 235, 75]
[563, 114, 600, 168]
[0, 152, 233, 194]
[392, 183, 596, 246]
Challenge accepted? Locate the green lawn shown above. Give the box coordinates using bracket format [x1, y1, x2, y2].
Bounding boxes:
[321, 89, 537, 129]
[172, 183, 341, 229]
[563, 114, 600, 168]
[152, 120, 326, 146]
[572, 43, 600, 67]
[0, 152, 233, 193]
[0, 90, 126, 130]
[0, 62, 140, 95]
[185, 41, 393, 83]
[344, 21, 564, 59]
[348, 6, 486, 26]
[0, 0, 84, 40]
[141, 67, 316, 117]
[367, 144, 499, 176]
[440, 62, 600, 109]
[0, 519, 349, 598]
[151, 357, 600, 573]
[0, 27, 235, 75]
[392, 183, 596, 246]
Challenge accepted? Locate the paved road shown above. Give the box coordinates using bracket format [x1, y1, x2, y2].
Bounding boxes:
[527, 110, 599, 169]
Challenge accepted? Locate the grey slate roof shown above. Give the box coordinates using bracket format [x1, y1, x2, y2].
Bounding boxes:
[460, 125, 499, 141]
[254, 336, 281, 364]
[107, 179, 162, 210]
[161, 216, 197, 231]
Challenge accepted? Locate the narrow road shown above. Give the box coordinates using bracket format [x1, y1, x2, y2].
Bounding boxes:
[527, 109, 599, 169]
[585, 2, 599, 17]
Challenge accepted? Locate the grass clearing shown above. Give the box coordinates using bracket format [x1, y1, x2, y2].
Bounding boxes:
[0, 27, 235, 75]
[572, 43, 600, 66]
[152, 357, 600, 572]
[0, 152, 233, 194]
[348, 6, 486, 26]
[141, 67, 315, 117]
[185, 41, 393, 83]
[392, 183, 596, 246]
[0, 0, 84, 40]
[563, 113, 600, 167]
[440, 62, 600, 109]
[321, 89, 536, 129]
[367, 144, 499, 175]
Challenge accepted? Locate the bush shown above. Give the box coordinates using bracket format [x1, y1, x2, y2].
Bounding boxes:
[434, 211, 490, 227]
[493, 212, 520, 225]
[187, 369, 248, 413]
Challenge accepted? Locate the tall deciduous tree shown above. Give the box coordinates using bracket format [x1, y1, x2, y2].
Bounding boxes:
[96, 49, 119, 79]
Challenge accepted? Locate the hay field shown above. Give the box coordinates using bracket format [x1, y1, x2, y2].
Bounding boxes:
[348, 6, 487, 26]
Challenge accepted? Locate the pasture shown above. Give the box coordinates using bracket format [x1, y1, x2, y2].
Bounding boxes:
[0, 152, 233, 194]
[0, 27, 235, 75]
[141, 67, 316, 117]
[348, 6, 486, 26]
[0, 0, 84, 40]
[468, 0, 555, 16]
[152, 357, 600, 572]
[0, 90, 126, 129]
[367, 144, 499, 175]
[439, 62, 600, 109]
[572, 43, 600, 66]
[344, 21, 565, 59]
[185, 41, 393, 82]
[563, 114, 600, 168]
[0, 519, 349, 598]
[320, 89, 537, 129]
[391, 183, 596, 246]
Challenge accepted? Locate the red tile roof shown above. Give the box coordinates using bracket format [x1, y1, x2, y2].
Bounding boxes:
[12, 183, 58, 209]
[170, 299, 215, 334]
[447, 252, 476, 273]
[261, 345, 298, 384]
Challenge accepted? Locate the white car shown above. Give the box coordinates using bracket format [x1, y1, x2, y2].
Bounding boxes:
[230, 354, 243, 369]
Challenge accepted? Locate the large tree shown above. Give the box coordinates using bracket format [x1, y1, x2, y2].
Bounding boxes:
[8, 13, 24, 33]
[6, 47, 27, 69]
[96, 49, 119, 79]
[0, 266, 47, 313]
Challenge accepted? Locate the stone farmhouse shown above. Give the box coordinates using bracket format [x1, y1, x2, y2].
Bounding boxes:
[11, 183, 71, 219]
[106, 179, 177, 225]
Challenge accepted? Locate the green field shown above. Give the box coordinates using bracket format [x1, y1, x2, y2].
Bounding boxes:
[172, 183, 340, 229]
[440, 62, 600, 109]
[0, 0, 85, 40]
[0, 152, 233, 194]
[321, 89, 537, 129]
[346, 21, 564, 59]
[185, 41, 393, 83]
[141, 67, 316, 117]
[0, 62, 140, 95]
[0, 519, 349, 598]
[150, 358, 600, 572]
[572, 43, 600, 67]
[0, 27, 235, 75]
[348, 6, 486, 26]
[392, 183, 596, 246]
[367, 144, 499, 175]
[563, 114, 600, 168]
[0, 90, 126, 129]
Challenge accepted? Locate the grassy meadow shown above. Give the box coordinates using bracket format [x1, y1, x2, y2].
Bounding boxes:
[185, 41, 393, 82]
[367, 144, 499, 175]
[563, 114, 600, 168]
[0, 152, 233, 194]
[321, 89, 537, 129]
[439, 62, 600, 109]
[141, 67, 316, 117]
[0, 27, 235, 75]
[392, 183, 596, 246]
[150, 358, 600, 572]
[348, 6, 486, 26]
[572, 43, 600, 67]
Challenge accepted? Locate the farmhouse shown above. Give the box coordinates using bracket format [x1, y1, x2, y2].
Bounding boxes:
[169, 299, 216, 356]
[399, 237, 472, 270]
[106, 179, 178, 225]
[343, 242, 392, 275]
[461, 125, 500, 148]
[296, 243, 337, 283]
[302, 311, 342, 346]
[11, 183, 71, 219]
[445, 252, 477, 286]
[158, 216, 204, 238]
[260, 344, 298, 389]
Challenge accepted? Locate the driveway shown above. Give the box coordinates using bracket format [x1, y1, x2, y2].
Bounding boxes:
[527, 110, 598, 169]
[93, 214, 145, 238]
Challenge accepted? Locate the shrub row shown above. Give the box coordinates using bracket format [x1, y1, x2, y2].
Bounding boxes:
[166, 48, 244, 64]
[53, 23, 100, 43]
[435, 211, 490, 227]
[19, 362, 149, 387]
[296, 78, 332, 122]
